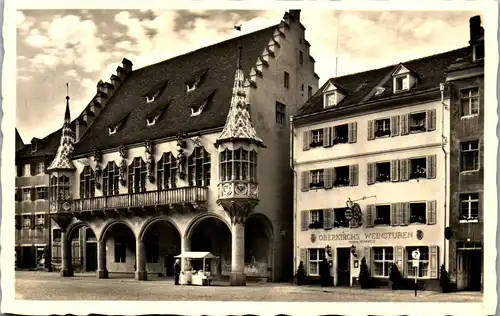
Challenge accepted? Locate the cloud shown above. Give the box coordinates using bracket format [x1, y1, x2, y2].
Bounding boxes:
[25, 34, 49, 47]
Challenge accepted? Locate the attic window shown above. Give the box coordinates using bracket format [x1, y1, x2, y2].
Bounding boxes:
[187, 83, 196, 92]
[146, 95, 155, 103]
[324, 92, 337, 108]
[191, 100, 208, 117]
[147, 118, 156, 126]
[394, 75, 409, 93]
[109, 127, 118, 135]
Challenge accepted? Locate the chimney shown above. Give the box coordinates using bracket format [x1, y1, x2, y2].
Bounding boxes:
[95, 91, 108, 106]
[89, 100, 101, 117]
[117, 66, 127, 81]
[289, 10, 301, 22]
[122, 58, 133, 73]
[469, 15, 484, 45]
[103, 82, 115, 97]
[110, 74, 121, 89]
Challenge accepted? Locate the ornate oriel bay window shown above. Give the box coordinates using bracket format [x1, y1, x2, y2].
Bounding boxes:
[188, 146, 211, 186]
[79, 166, 96, 198]
[157, 152, 177, 190]
[219, 148, 258, 182]
[128, 157, 147, 193]
[50, 175, 71, 200]
[103, 162, 120, 196]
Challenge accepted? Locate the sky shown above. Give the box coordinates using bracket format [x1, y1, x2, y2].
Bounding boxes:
[16, 9, 480, 143]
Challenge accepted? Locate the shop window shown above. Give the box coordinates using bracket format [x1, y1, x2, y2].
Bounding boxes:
[375, 162, 390, 182]
[310, 129, 324, 148]
[308, 248, 325, 275]
[333, 166, 349, 187]
[114, 236, 127, 263]
[406, 246, 429, 277]
[333, 208, 350, 228]
[373, 247, 394, 277]
[309, 210, 324, 229]
[461, 87, 479, 117]
[408, 112, 427, 133]
[461, 140, 480, 172]
[333, 124, 348, 145]
[374, 205, 390, 225]
[375, 118, 391, 138]
[409, 157, 427, 179]
[309, 169, 324, 189]
[460, 193, 479, 222]
[409, 202, 426, 224]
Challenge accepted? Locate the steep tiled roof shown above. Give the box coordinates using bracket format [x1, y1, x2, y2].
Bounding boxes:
[297, 47, 471, 117]
[16, 126, 66, 160]
[73, 25, 279, 156]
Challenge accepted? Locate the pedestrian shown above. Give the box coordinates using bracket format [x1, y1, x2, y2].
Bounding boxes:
[174, 259, 181, 285]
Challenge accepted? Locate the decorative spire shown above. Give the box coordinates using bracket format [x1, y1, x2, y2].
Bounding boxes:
[215, 46, 264, 148]
[48, 84, 76, 171]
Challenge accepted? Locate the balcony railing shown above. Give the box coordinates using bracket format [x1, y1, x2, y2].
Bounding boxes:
[72, 186, 208, 212]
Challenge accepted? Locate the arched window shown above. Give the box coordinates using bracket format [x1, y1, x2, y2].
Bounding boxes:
[79, 166, 95, 198]
[157, 152, 177, 190]
[128, 157, 147, 193]
[103, 162, 120, 196]
[188, 146, 211, 187]
[219, 148, 257, 182]
[50, 175, 71, 201]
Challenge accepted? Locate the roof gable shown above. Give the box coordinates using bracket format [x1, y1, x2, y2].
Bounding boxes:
[392, 64, 411, 76]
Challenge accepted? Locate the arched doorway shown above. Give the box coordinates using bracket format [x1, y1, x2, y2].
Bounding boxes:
[188, 216, 231, 276]
[100, 221, 136, 274]
[66, 223, 97, 273]
[245, 214, 273, 280]
[140, 218, 181, 277]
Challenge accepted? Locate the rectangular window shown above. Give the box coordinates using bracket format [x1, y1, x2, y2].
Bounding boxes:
[284, 71, 290, 89]
[308, 86, 313, 99]
[333, 124, 348, 144]
[373, 247, 394, 277]
[299, 50, 304, 65]
[408, 112, 427, 133]
[22, 215, 31, 229]
[36, 187, 47, 200]
[23, 164, 31, 177]
[114, 236, 127, 263]
[473, 44, 484, 61]
[461, 88, 479, 117]
[308, 248, 325, 275]
[460, 193, 479, 221]
[375, 118, 391, 138]
[375, 162, 390, 183]
[36, 214, 44, 228]
[275, 101, 286, 125]
[326, 93, 336, 107]
[409, 202, 426, 224]
[36, 162, 45, 175]
[310, 169, 324, 189]
[310, 129, 324, 148]
[374, 205, 390, 226]
[333, 166, 349, 187]
[309, 210, 324, 229]
[394, 75, 409, 92]
[406, 246, 429, 278]
[53, 229, 62, 241]
[22, 188, 31, 201]
[409, 157, 427, 179]
[333, 208, 350, 228]
[461, 140, 480, 172]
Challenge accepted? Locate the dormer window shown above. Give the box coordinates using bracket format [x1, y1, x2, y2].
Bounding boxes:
[191, 100, 207, 117]
[394, 75, 409, 92]
[392, 64, 416, 93]
[187, 83, 196, 92]
[147, 118, 156, 126]
[109, 127, 117, 135]
[146, 95, 155, 103]
[326, 92, 336, 107]
[322, 81, 346, 108]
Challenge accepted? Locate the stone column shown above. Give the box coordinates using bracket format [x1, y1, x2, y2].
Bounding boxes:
[96, 239, 108, 279]
[136, 238, 147, 281]
[230, 222, 246, 286]
[60, 231, 73, 277]
[181, 235, 191, 271]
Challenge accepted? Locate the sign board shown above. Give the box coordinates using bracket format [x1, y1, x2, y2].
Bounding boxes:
[411, 250, 420, 260]
[345, 209, 353, 220]
[412, 259, 419, 268]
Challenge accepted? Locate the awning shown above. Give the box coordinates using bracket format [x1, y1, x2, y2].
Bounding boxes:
[174, 252, 218, 259]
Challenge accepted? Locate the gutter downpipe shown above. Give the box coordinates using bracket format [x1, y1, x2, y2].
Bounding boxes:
[290, 114, 297, 277]
[440, 82, 448, 271]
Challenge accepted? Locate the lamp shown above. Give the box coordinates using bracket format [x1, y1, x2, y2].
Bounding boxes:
[325, 244, 332, 257]
[350, 244, 357, 257]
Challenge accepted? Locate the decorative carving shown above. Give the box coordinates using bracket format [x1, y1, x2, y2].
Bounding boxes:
[119, 144, 127, 159]
[234, 183, 248, 196]
[176, 132, 187, 148]
[221, 183, 232, 197]
[191, 136, 202, 147]
[92, 147, 102, 188]
[118, 144, 127, 186]
[249, 183, 258, 198]
[217, 199, 258, 225]
[144, 138, 155, 183]
[176, 135, 187, 180]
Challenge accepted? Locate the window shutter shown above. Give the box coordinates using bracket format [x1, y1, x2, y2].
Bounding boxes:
[395, 246, 404, 272]
[301, 210, 309, 231]
[426, 109, 436, 131]
[390, 160, 400, 182]
[324, 168, 334, 189]
[324, 208, 334, 229]
[400, 159, 409, 182]
[30, 187, 36, 201]
[44, 213, 50, 229]
[427, 200, 436, 225]
[367, 120, 375, 140]
[400, 114, 409, 135]
[367, 163, 375, 185]
[301, 171, 310, 192]
[426, 155, 437, 179]
[400, 202, 410, 226]
[364, 247, 372, 273]
[429, 246, 439, 278]
[323, 127, 331, 148]
[15, 215, 21, 230]
[30, 214, 35, 229]
[348, 122, 357, 143]
[366, 204, 375, 228]
[349, 164, 359, 186]
[391, 203, 400, 226]
[390, 115, 400, 136]
[300, 248, 308, 275]
[303, 131, 311, 151]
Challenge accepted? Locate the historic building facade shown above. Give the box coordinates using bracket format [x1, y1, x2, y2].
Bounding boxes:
[44, 10, 318, 284]
[291, 22, 480, 289]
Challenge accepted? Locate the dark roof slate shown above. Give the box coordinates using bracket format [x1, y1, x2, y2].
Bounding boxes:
[15, 128, 25, 152]
[73, 25, 279, 156]
[297, 47, 471, 117]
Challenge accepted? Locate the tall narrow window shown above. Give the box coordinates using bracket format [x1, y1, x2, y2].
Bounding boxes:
[308, 248, 325, 275]
[79, 166, 96, 198]
[128, 157, 147, 193]
[284, 71, 290, 89]
[275, 101, 286, 125]
[188, 147, 211, 186]
[50, 176, 70, 201]
[299, 50, 304, 65]
[460, 193, 479, 221]
[103, 162, 120, 196]
[308, 86, 313, 99]
[461, 140, 480, 172]
[157, 152, 177, 190]
[461, 87, 479, 117]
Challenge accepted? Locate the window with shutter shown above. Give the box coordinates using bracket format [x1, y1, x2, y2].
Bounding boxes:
[395, 246, 404, 272]
[323, 208, 334, 229]
[426, 155, 437, 179]
[400, 203, 410, 225]
[349, 164, 359, 186]
[367, 163, 375, 185]
[333, 166, 349, 187]
[348, 122, 357, 143]
[427, 200, 436, 225]
[400, 159, 410, 181]
[310, 129, 324, 148]
[323, 127, 332, 148]
[409, 202, 426, 224]
[366, 204, 375, 227]
[364, 247, 372, 274]
[390, 160, 400, 182]
[391, 203, 400, 226]
[367, 120, 375, 140]
[429, 246, 438, 278]
[400, 114, 409, 135]
[301, 171, 310, 192]
[324, 168, 334, 189]
[303, 131, 311, 151]
[408, 112, 427, 133]
[300, 248, 308, 274]
[332, 124, 348, 145]
[426, 109, 436, 131]
[301, 210, 309, 231]
[409, 157, 427, 180]
[390, 116, 400, 136]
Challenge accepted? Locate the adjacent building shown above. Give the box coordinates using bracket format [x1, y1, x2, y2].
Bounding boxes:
[291, 16, 484, 291]
[40, 10, 318, 284]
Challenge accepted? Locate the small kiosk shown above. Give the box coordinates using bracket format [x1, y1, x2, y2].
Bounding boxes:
[175, 252, 217, 286]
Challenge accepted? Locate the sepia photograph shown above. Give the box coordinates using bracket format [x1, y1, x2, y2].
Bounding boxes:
[2, 1, 497, 315]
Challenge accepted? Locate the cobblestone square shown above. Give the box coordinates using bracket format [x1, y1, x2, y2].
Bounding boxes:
[15, 271, 483, 302]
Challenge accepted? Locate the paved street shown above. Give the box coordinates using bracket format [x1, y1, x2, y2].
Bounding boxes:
[15, 271, 483, 302]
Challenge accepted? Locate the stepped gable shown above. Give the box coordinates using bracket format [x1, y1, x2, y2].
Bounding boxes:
[73, 25, 279, 156]
[297, 47, 471, 116]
